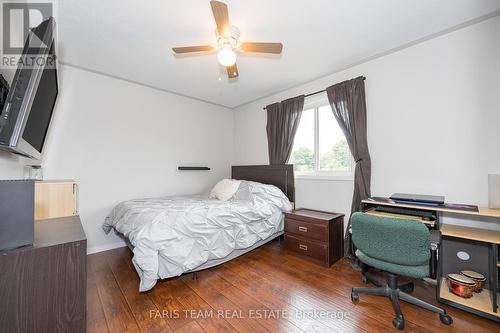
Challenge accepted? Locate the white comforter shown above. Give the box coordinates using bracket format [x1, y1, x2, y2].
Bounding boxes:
[103, 181, 292, 291]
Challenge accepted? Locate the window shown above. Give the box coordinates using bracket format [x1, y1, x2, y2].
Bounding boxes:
[289, 94, 353, 179]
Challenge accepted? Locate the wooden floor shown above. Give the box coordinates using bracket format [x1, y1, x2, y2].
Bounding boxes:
[87, 240, 499, 333]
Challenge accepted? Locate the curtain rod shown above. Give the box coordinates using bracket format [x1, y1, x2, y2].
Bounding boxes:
[262, 76, 366, 110]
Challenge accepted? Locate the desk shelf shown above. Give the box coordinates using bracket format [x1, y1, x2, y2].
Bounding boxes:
[438, 229, 499, 322]
[439, 278, 500, 320]
[365, 209, 436, 227]
[361, 199, 500, 218]
[440, 224, 500, 244]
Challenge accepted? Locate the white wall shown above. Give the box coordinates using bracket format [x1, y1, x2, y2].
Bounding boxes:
[1, 64, 234, 253]
[0, 152, 26, 178]
[234, 16, 500, 230]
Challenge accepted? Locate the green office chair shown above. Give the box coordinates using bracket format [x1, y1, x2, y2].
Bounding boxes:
[350, 212, 453, 330]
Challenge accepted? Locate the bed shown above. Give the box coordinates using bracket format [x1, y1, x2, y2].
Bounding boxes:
[103, 165, 294, 291]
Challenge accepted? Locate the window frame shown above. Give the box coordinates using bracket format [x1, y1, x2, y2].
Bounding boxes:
[291, 93, 354, 181]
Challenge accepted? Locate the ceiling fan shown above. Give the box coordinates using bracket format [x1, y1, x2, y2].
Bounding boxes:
[172, 0, 283, 79]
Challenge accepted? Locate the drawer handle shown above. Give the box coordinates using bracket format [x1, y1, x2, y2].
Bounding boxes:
[298, 226, 308, 232]
[299, 244, 308, 251]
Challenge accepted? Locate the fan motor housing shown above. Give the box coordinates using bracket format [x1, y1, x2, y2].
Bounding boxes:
[216, 25, 240, 49]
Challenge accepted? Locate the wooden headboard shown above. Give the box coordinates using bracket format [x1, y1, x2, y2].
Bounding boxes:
[231, 164, 295, 203]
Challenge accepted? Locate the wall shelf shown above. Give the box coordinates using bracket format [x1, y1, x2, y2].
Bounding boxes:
[178, 167, 210, 171]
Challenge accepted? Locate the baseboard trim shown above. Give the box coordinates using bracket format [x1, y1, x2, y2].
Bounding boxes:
[87, 241, 127, 255]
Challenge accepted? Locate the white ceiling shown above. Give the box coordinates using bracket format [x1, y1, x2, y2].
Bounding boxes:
[57, 0, 500, 108]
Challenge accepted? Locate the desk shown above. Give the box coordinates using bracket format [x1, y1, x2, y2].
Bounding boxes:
[365, 210, 436, 227]
[362, 198, 500, 218]
[361, 199, 500, 322]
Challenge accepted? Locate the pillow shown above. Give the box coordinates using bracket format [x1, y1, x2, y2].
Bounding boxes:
[209, 179, 241, 201]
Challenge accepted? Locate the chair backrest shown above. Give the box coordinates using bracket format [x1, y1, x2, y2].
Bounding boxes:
[351, 212, 430, 266]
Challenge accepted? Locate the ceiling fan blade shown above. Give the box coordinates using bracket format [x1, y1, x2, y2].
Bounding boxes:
[227, 64, 238, 78]
[210, 0, 230, 36]
[172, 45, 215, 54]
[240, 42, 283, 54]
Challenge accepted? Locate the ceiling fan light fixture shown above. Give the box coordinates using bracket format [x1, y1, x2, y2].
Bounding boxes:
[217, 45, 237, 67]
[171, 1, 283, 78]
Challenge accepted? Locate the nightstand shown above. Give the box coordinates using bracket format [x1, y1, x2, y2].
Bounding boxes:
[284, 209, 345, 267]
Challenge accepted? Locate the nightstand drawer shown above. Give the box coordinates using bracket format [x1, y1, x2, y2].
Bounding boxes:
[284, 234, 327, 263]
[285, 218, 328, 242]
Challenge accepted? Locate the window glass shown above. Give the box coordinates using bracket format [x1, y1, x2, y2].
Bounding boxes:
[288, 99, 352, 176]
[290, 108, 315, 172]
[318, 106, 350, 171]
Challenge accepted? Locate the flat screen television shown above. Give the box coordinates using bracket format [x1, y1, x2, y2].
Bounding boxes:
[0, 17, 58, 159]
[0, 75, 8, 111]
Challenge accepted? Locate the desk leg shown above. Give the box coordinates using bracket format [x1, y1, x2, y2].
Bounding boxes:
[489, 244, 498, 313]
[436, 212, 444, 302]
[436, 240, 443, 303]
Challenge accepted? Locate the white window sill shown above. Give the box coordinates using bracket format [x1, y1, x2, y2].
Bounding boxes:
[295, 173, 354, 181]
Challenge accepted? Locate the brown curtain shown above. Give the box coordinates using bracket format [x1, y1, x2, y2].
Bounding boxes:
[266, 95, 305, 164]
[326, 76, 371, 256]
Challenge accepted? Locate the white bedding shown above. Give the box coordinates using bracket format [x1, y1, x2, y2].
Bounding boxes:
[103, 181, 292, 291]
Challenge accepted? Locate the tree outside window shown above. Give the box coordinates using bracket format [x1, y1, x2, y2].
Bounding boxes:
[289, 101, 352, 177]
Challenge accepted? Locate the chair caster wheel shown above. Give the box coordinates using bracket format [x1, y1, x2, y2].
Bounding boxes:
[392, 316, 405, 330]
[361, 275, 368, 284]
[351, 290, 359, 303]
[440, 313, 453, 325]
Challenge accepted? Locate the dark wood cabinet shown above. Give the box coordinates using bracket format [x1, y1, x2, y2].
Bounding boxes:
[0, 216, 86, 333]
[284, 209, 344, 267]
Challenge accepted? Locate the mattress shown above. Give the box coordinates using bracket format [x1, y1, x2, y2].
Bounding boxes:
[103, 181, 292, 291]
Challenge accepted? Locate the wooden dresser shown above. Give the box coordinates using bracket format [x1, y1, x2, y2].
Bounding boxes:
[0, 216, 86, 333]
[284, 209, 344, 267]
